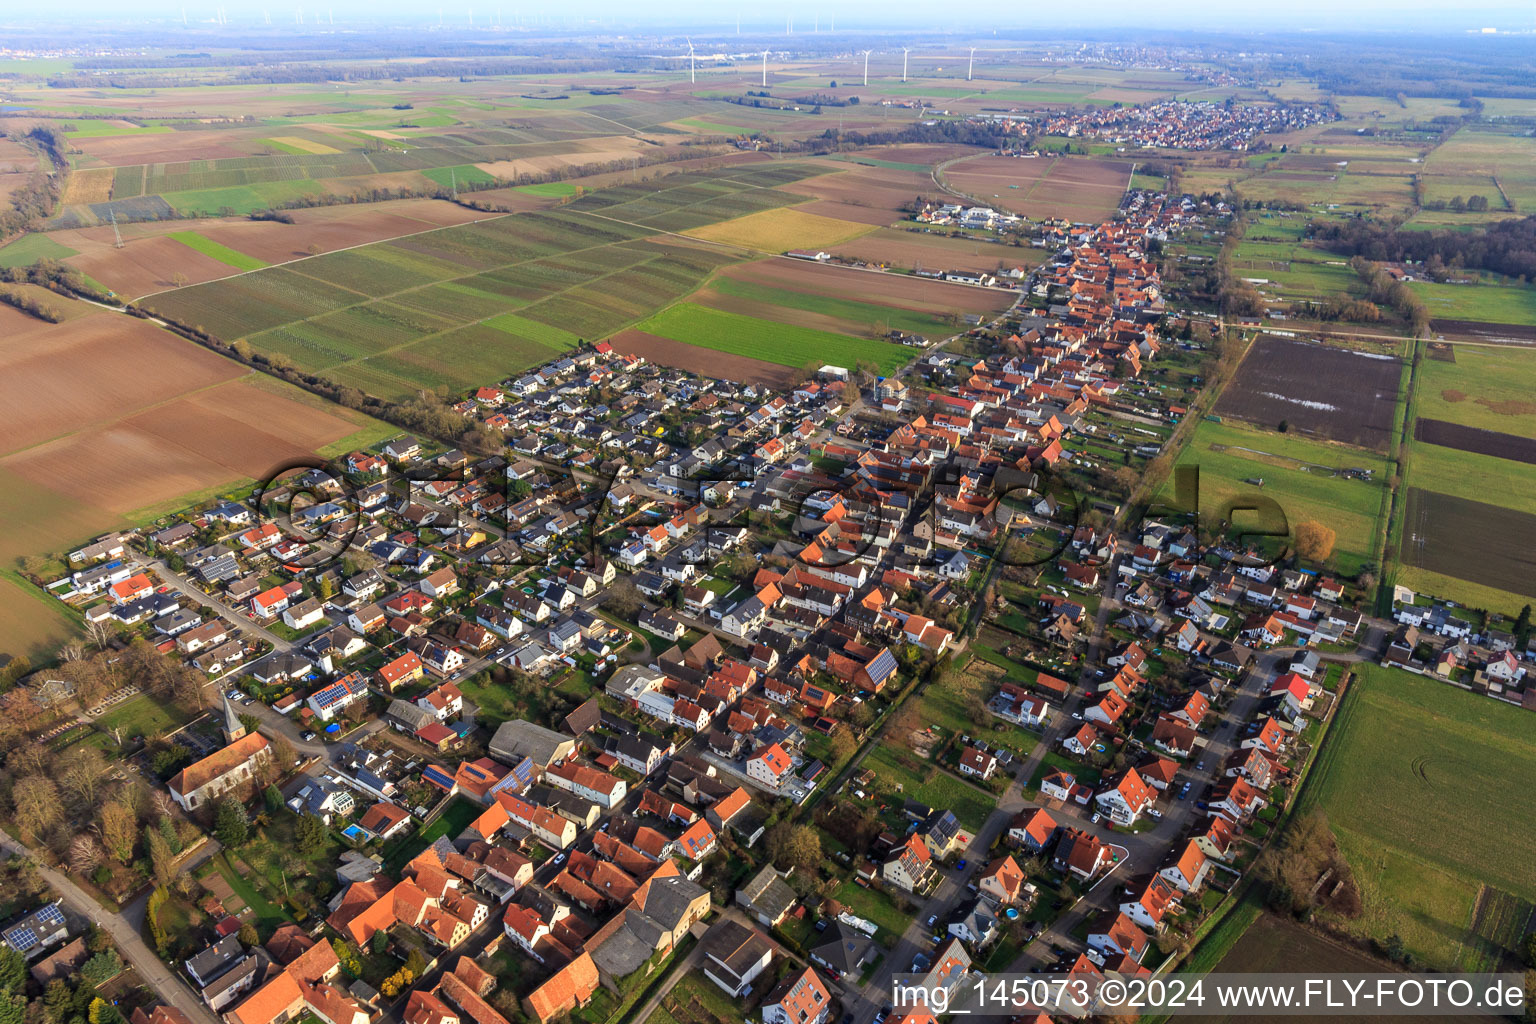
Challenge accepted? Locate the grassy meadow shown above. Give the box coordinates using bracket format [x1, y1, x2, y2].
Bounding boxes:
[1159, 419, 1389, 574]
[1304, 664, 1536, 969]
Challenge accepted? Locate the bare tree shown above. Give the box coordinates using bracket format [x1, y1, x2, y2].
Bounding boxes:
[12, 776, 63, 840]
[67, 834, 103, 875]
[6, 744, 50, 779]
[84, 617, 114, 652]
[59, 746, 108, 806]
[97, 801, 138, 864]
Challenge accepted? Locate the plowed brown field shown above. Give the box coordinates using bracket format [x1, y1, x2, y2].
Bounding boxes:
[607, 328, 797, 387]
[53, 198, 489, 297]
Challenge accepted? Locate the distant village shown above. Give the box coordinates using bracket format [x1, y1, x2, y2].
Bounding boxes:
[970, 100, 1336, 151]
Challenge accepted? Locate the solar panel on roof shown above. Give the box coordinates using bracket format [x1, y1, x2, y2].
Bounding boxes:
[35, 905, 64, 928]
[6, 927, 37, 952]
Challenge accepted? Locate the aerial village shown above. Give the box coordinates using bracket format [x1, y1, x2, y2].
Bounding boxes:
[8, 179, 1528, 1024]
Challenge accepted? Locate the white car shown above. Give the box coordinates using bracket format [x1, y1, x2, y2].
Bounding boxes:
[1090, 812, 1101, 824]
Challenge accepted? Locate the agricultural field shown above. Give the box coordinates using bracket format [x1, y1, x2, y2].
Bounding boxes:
[0, 300, 389, 655]
[1306, 664, 1536, 970]
[1405, 439, 1536, 521]
[1214, 335, 1403, 451]
[140, 204, 750, 399]
[1399, 488, 1536, 601]
[1227, 238, 1367, 307]
[1419, 126, 1536, 217]
[605, 329, 798, 388]
[1206, 914, 1492, 1022]
[682, 206, 874, 251]
[168, 230, 268, 272]
[942, 154, 1133, 222]
[1413, 418, 1536, 465]
[21, 197, 489, 298]
[693, 256, 1014, 340]
[781, 158, 942, 225]
[133, 162, 938, 400]
[631, 303, 913, 377]
[0, 233, 78, 268]
[0, 573, 79, 662]
[1162, 419, 1389, 575]
[829, 226, 1043, 276]
[1413, 344, 1536, 439]
[1393, 343, 1536, 611]
[1411, 277, 1536, 325]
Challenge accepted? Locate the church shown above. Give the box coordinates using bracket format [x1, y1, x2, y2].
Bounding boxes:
[167, 695, 273, 812]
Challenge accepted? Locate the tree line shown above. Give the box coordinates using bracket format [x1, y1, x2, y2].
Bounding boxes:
[1310, 212, 1536, 284]
[0, 126, 66, 240]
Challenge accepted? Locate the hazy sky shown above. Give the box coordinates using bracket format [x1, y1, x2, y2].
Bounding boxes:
[9, 0, 1536, 33]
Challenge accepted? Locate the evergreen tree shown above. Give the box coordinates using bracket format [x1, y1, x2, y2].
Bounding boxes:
[294, 813, 327, 856]
[214, 798, 250, 848]
[0, 991, 23, 1024]
[0, 949, 23, 994]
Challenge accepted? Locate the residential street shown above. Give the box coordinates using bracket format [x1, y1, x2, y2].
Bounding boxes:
[0, 826, 222, 1024]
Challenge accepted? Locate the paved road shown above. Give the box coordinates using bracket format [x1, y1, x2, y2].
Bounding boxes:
[136, 554, 290, 649]
[0, 827, 221, 1024]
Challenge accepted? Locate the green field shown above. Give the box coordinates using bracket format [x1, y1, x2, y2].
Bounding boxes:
[1228, 239, 1366, 304]
[863, 743, 995, 832]
[168, 230, 269, 272]
[708, 276, 958, 337]
[0, 233, 78, 268]
[1391, 565, 1530, 620]
[633, 303, 912, 376]
[1410, 278, 1536, 324]
[1415, 345, 1536, 438]
[1405, 439, 1536, 514]
[1159, 419, 1389, 574]
[422, 163, 497, 188]
[161, 179, 330, 216]
[63, 123, 173, 138]
[1305, 665, 1536, 969]
[516, 181, 579, 197]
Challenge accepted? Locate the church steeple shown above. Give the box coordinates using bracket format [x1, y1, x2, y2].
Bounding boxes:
[222, 692, 247, 743]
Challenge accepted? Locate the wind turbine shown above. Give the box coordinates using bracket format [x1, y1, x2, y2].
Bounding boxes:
[862, 49, 870, 87]
[902, 47, 909, 82]
[968, 47, 975, 81]
[762, 49, 769, 87]
[686, 37, 695, 84]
